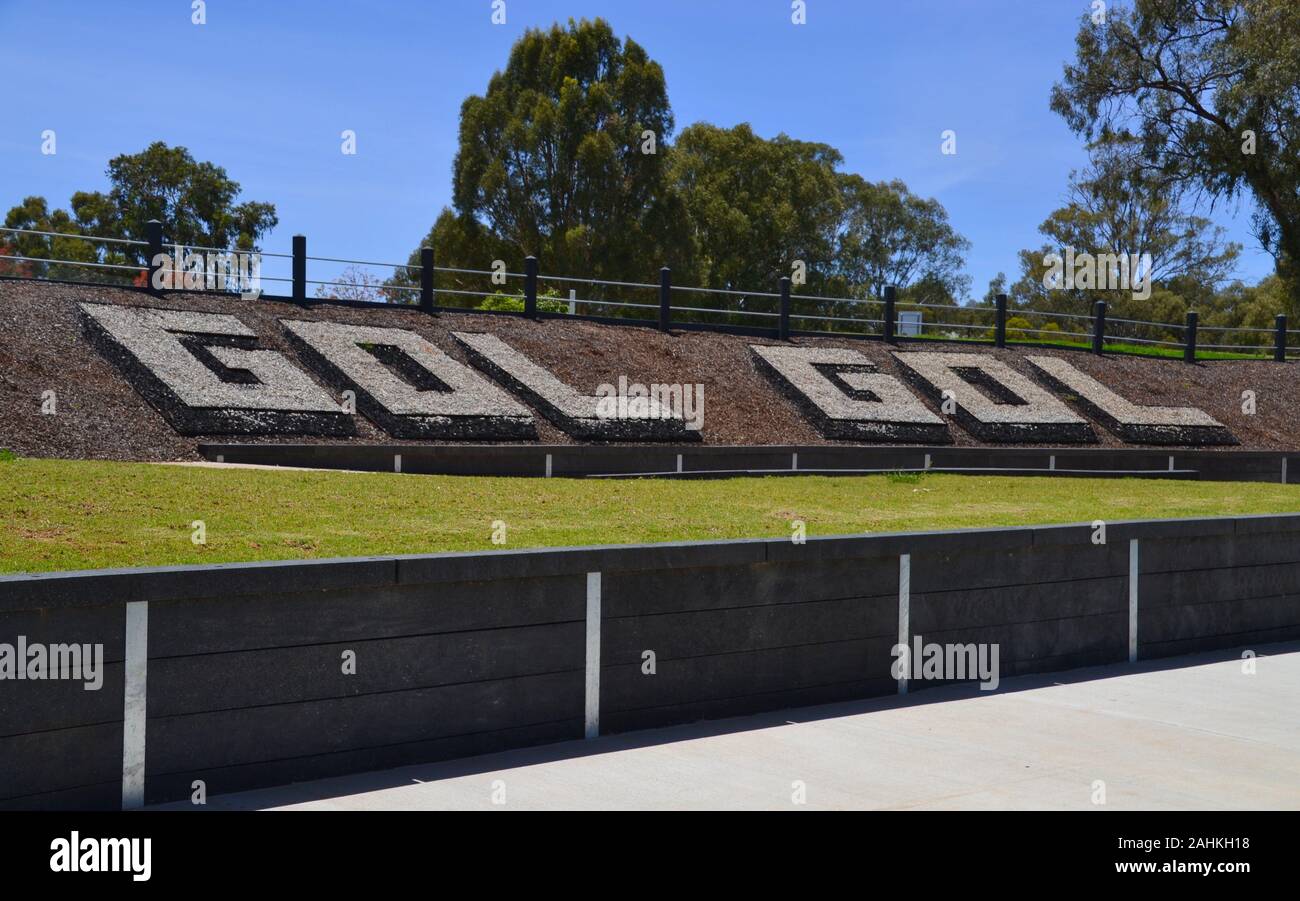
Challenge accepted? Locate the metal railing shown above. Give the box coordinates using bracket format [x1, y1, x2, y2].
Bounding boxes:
[1, 222, 1295, 363]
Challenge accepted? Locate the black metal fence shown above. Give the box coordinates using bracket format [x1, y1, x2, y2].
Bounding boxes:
[0, 222, 1293, 363]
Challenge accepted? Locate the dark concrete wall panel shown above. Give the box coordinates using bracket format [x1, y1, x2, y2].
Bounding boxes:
[0, 722, 123, 801]
[603, 597, 896, 664]
[198, 442, 1297, 485]
[147, 671, 583, 776]
[1143, 563, 1300, 609]
[911, 543, 1128, 594]
[0, 661, 123, 736]
[144, 719, 581, 806]
[918, 613, 1127, 670]
[602, 558, 897, 619]
[0, 604, 125, 661]
[1140, 594, 1300, 644]
[1141, 530, 1300, 574]
[1140, 625, 1300, 660]
[147, 576, 584, 656]
[911, 576, 1128, 633]
[0, 781, 122, 812]
[148, 622, 584, 717]
[602, 638, 896, 716]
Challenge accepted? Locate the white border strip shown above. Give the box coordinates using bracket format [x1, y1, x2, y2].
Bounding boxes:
[897, 554, 910, 695]
[122, 601, 149, 810]
[1128, 538, 1139, 663]
[585, 572, 602, 739]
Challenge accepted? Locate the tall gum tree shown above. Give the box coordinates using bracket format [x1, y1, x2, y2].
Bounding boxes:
[445, 17, 691, 282]
[1052, 0, 1300, 308]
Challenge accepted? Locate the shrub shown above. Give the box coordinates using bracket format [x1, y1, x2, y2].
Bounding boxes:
[986, 317, 1060, 343]
[479, 290, 568, 314]
[1004, 316, 1034, 342]
[0, 449, 16, 463]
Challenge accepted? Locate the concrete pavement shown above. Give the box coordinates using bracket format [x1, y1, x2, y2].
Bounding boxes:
[155, 642, 1300, 811]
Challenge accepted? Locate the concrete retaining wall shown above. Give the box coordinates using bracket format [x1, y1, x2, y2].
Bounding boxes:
[199, 442, 1300, 482]
[3, 514, 1300, 810]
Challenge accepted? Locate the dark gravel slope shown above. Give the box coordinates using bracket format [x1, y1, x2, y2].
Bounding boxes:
[1, 280, 1294, 460]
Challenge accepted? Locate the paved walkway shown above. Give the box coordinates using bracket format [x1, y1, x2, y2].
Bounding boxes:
[156, 643, 1300, 811]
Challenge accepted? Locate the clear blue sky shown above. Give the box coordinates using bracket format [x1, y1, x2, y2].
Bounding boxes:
[0, 0, 1273, 295]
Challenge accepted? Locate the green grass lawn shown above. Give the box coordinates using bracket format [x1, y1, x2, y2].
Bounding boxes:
[3, 457, 1300, 574]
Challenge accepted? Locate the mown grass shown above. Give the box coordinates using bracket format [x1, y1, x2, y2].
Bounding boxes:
[3, 457, 1300, 574]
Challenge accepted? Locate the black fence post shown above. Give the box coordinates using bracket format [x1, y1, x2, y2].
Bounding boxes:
[779, 276, 791, 341]
[145, 219, 163, 294]
[658, 267, 672, 332]
[292, 235, 306, 302]
[883, 285, 897, 343]
[420, 247, 434, 313]
[524, 255, 538, 317]
[1092, 300, 1107, 355]
[1184, 310, 1198, 363]
[1276, 314, 1287, 363]
[994, 293, 1007, 348]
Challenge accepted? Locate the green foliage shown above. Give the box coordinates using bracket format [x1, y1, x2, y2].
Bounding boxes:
[2, 142, 276, 283]
[479, 289, 568, 313]
[980, 315, 1053, 343]
[398, 20, 970, 315]
[836, 176, 970, 303]
[0, 450, 15, 463]
[668, 122, 843, 290]
[1006, 131, 1243, 335]
[446, 18, 689, 281]
[1052, 1, 1300, 307]
[1040, 135, 1240, 291]
[82, 142, 276, 253]
[1004, 316, 1035, 341]
[0, 196, 103, 282]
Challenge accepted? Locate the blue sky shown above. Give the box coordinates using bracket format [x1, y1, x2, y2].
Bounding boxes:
[0, 0, 1274, 295]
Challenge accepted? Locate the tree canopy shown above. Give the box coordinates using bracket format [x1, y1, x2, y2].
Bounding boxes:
[1052, 0, 1300, 306]
[2, 142, 277, 282]
[445, 17, 689, 279]
[668, 123, 844, 291]
[402, 18, 970, 312]
[834, 176, 970, 304]
[9, 10, 1291, 335]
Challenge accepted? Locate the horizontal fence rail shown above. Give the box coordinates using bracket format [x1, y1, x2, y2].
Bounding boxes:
[1, 224, 1295, 363]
